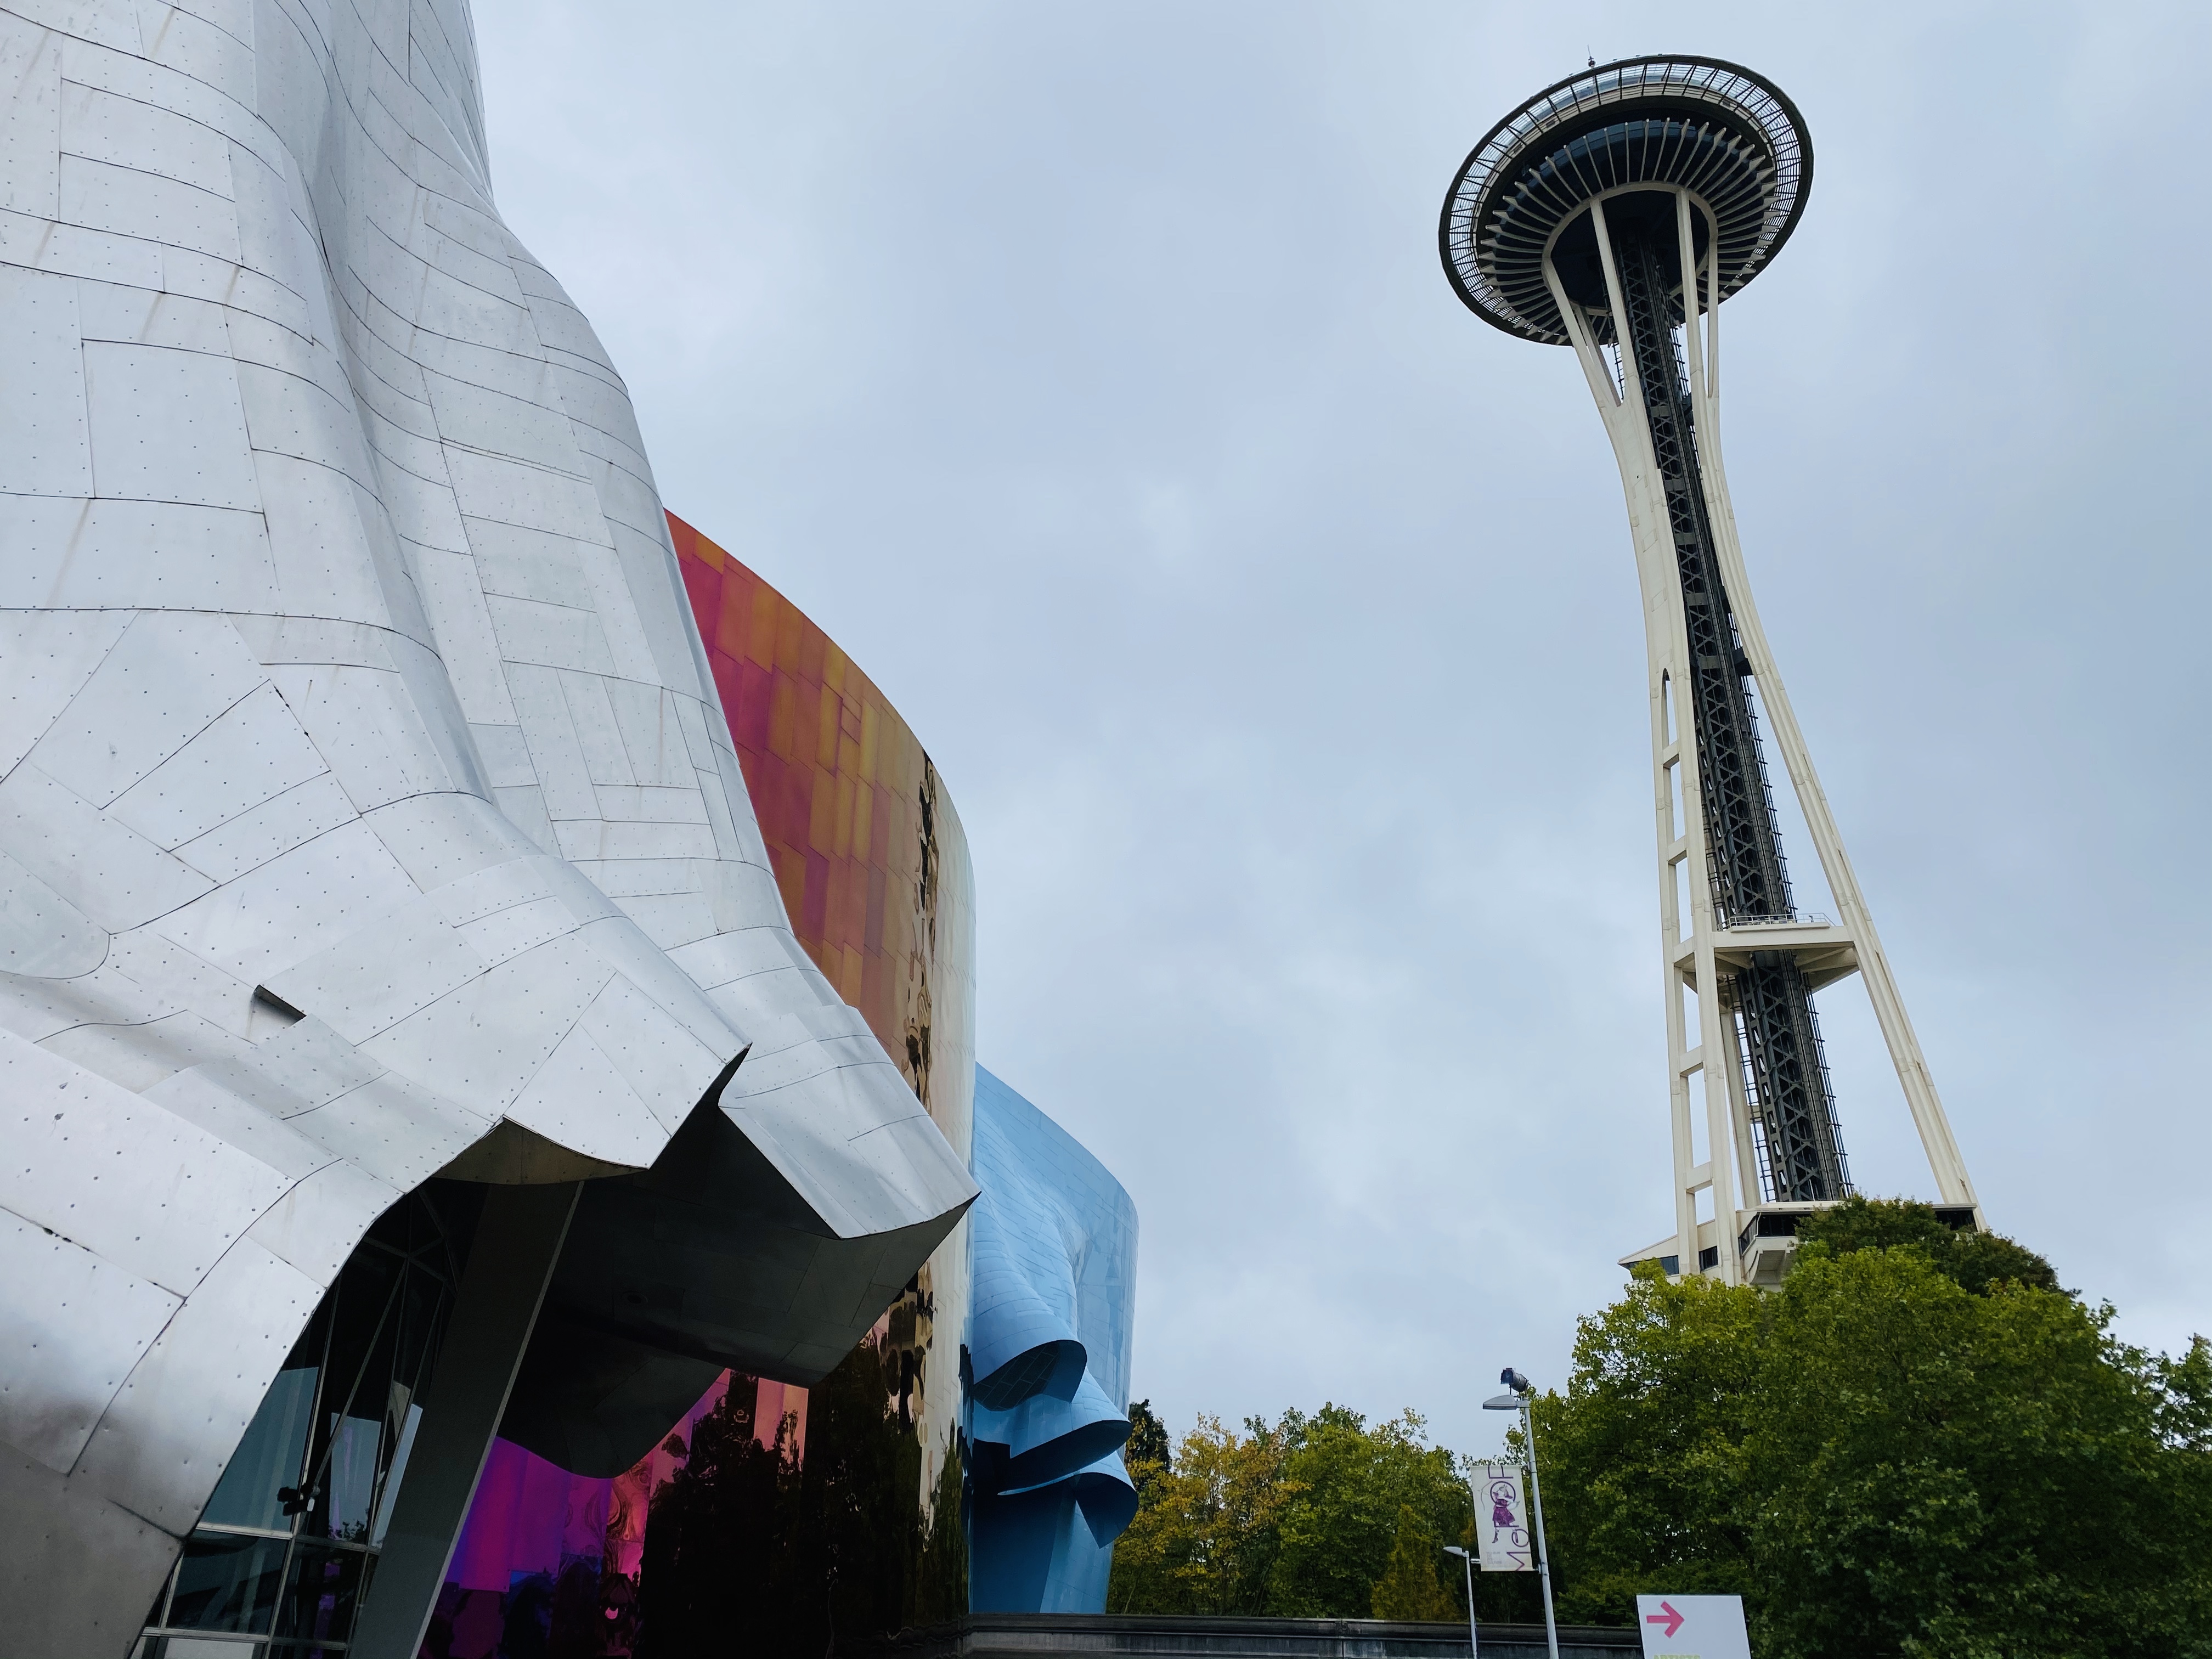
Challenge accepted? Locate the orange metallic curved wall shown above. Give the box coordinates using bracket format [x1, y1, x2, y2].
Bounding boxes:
[669, 511, 974, 1139]
[670, 509, 973, 1528]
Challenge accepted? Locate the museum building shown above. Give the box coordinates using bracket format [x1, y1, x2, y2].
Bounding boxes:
[0, 0, 1138, 1647]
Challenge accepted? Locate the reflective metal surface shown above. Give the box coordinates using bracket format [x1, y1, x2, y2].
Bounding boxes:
[0, 0, 977, 1650]
[967, 1068, 1139, 1614]
[670, 517, 980, 1553]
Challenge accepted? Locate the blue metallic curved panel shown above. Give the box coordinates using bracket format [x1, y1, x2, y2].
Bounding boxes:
[966, 1066, 1138, 1613]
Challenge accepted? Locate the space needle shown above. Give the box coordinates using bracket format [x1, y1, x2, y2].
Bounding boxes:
[1439, 58, 1980, 1283]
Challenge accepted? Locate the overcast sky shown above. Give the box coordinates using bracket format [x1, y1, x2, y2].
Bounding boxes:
[467, 0, 2210, 1459]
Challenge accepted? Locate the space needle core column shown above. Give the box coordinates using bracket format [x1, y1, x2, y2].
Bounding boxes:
[1440, 59, 1980, 1284]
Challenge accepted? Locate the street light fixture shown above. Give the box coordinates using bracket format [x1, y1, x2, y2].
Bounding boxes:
[1485, 1368, 1560, 1659]
[1442, 1545, 1479, 1659]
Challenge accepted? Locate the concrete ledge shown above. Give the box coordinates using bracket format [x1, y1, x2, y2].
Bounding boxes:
[871, 1614, 1640, 1658]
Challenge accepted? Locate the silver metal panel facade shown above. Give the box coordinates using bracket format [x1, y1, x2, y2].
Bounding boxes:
[0, 0, 978, 1650]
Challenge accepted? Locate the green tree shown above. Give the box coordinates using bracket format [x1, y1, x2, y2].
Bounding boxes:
[1372, 1504, 1459, 1620]
[1109, 1404, 1476, 1620]
[1796, 1195, 2062, 1295]
[1267, 1405, 1469, 1617]
[1528, 1215, 2212, 1657]
[1749, 1247, 2209, 1657]
[1534, 1264, 1762, 1622]
[1126, 1399, 1171, 1497]
[1108, 1413, 1299, 1613]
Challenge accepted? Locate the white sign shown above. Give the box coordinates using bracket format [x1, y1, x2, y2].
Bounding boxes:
[1470, 1462, 1533, 1572]
[1635, 1594, 1751, 1659]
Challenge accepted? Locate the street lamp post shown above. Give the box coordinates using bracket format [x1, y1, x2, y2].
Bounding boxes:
[1486, 1369, 1560, 1659]
[1442, 1545, 1478, 1659]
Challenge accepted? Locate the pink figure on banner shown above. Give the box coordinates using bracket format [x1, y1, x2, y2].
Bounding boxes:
[1475, 1464, 1536, 1573]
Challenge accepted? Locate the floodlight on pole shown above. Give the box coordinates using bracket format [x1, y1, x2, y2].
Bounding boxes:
[1443, 1545, 1479, 1658]
[1486, 1373, 1559, 1659]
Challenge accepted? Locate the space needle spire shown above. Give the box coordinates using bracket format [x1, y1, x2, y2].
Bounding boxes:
[1440, 58, 1980, 1284]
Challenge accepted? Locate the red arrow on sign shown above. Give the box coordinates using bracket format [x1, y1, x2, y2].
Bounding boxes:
[1645, 1601, 1685, 1639]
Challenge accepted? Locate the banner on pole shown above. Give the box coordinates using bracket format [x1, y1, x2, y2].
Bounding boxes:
[1471, 1462, 1533, 1572]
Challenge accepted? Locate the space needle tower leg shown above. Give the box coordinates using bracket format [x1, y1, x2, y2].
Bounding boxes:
[1440, 59, 1983, 1281]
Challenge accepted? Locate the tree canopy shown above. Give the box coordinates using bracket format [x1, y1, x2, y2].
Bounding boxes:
[1107, 1404, 1499, 1618]
[1537, 1203, 2212, 1656]
[1372, 1504, 1460, 1621]
[1794, 1195, 2064, 1296]
[1113, 1202, 2212, 1655]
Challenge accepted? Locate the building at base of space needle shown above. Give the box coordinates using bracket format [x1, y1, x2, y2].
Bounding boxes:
[0, 0, 1139, 1652]
[1438, 59, 1984, 1285]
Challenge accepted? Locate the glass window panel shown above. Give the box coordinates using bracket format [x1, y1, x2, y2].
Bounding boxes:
[276, 1545, 365, 1646]
[199, 1367, 318, 1532]
[393, 1264, 447, 1401]
[369, 1402, 422, 1548]
[167, 1531, 287, 1633]
[141, 1558, 179, 1633]
[319, 1252, 398, 1428]
[325, 1416, 382, 1542]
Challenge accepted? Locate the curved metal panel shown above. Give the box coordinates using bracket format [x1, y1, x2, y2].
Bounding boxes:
[671, 516, 980, 1537]
[966, 1066, 1141, 1613]
[0, 0, 977, 1649]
